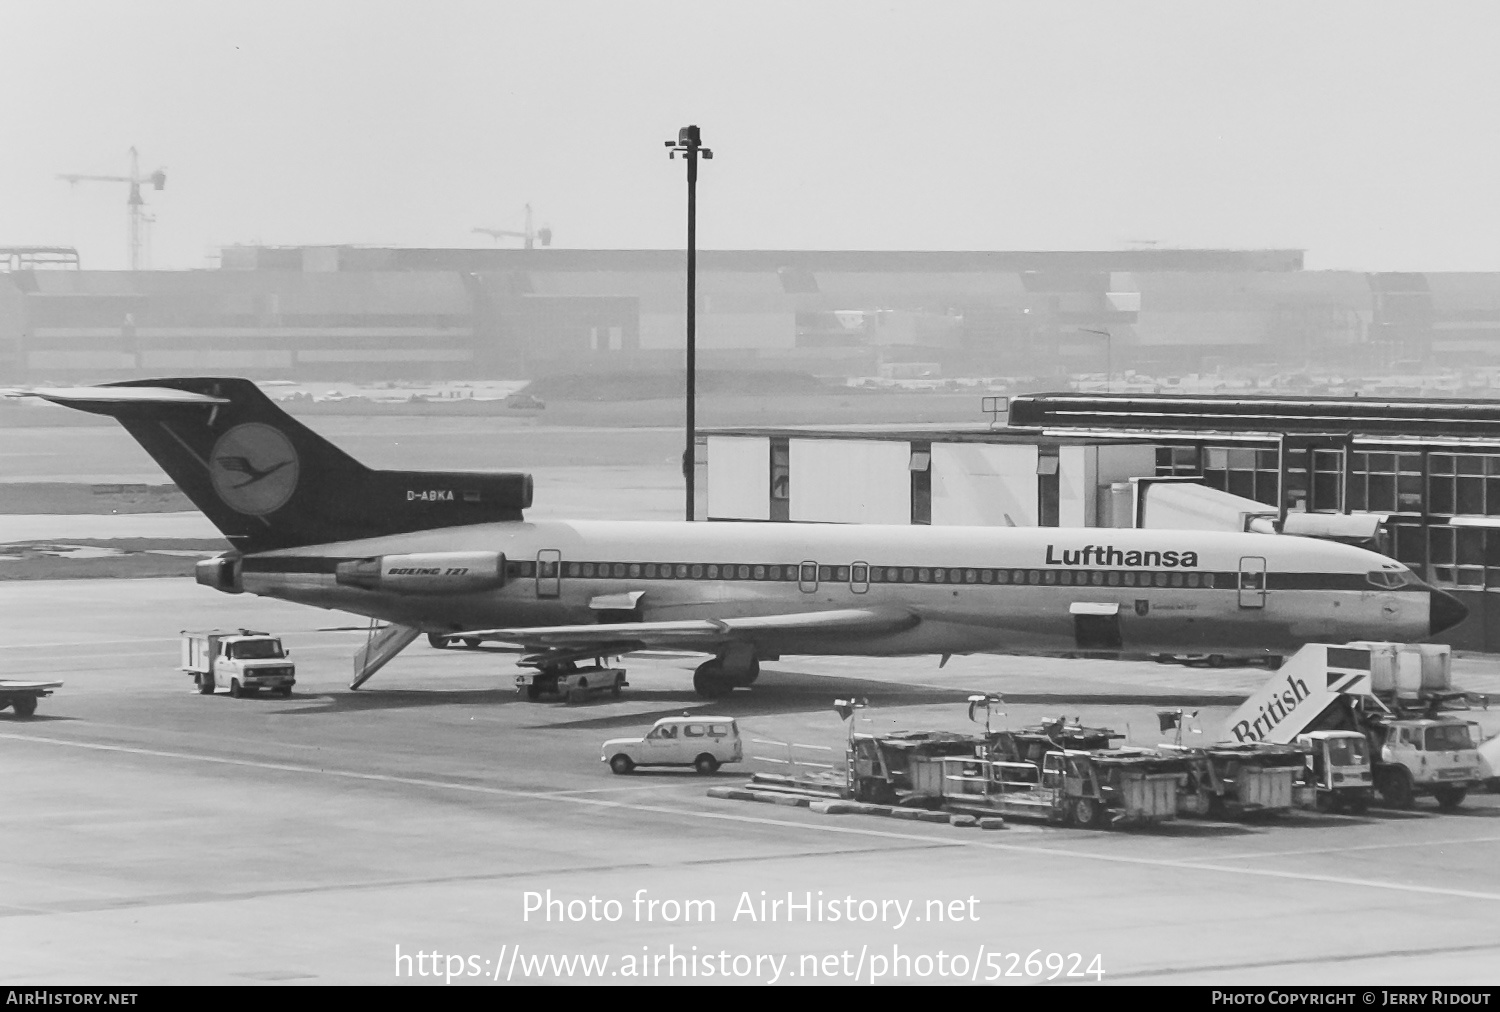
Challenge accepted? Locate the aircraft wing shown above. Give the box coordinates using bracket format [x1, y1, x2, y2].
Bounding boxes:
[450, 607, 918, 652]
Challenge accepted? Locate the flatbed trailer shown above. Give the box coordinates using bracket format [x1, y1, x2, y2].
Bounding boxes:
[1162, 741, 1307, 817]
[932, 748, 1186, 829]
[0, 680, 62, 718]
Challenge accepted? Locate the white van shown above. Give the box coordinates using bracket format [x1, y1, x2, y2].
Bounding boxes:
[602, 717, 743, 774]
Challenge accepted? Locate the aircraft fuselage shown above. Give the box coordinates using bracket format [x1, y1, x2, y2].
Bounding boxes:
[210, 519, 1451, 659]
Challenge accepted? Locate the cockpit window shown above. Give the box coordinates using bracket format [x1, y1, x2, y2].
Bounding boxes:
[1366, 569, 1415, 590]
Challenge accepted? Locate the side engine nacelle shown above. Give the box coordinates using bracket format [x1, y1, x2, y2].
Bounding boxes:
[335, 551, 505, 595]
[195, 555, 243, 594]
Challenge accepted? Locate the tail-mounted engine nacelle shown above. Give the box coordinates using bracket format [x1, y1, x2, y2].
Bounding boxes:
[195, 555, 243, 594]
[335, 551, 505, 595]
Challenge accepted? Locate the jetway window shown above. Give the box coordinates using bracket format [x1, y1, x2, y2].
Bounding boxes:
[1312, 450, 1344, 511]
[1202, 445, 1303, 508]
[1156, 446, 1200, 477]
[1350, 451, 1423, 513]
[1427, 453, 1500, 518]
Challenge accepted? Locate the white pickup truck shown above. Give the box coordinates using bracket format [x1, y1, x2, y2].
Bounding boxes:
[181, 629, 296, 698]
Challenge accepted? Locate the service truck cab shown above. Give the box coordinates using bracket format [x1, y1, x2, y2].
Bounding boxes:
[181, 629, 296, 698]
[602, 716, 742, 775]
[1374, 717, 1480, 810]
[1296, 730, 1374, 813]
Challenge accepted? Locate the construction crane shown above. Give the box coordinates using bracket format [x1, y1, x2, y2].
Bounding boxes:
[57, 147, 166, 271]
[473, 204, 552, 250]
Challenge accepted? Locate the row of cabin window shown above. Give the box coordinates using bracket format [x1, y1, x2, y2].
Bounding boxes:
[537, 560, 1217, 589]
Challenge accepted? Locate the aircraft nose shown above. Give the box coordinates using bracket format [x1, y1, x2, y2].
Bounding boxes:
[1430, 588, 1469, 636]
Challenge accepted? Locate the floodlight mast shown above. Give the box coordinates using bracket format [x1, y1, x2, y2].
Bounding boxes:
[664, 125, 712, 521]
[56, 147, 166, 271]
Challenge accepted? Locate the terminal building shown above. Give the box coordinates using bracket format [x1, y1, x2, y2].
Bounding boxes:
[699, 394, 1500, 652]
[8, 244, 1500, 383]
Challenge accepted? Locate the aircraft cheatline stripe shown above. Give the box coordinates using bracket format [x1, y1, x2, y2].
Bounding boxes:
[236, 553, 1417, 595]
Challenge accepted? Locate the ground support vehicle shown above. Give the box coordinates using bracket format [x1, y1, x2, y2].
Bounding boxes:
[845, 731, 983, 804]
[1222, 642, 1481, 811]
[1163, 742, 1307, 817]
[934, 748, 1186, 829]
[515, 663, 627, 703]
[1295, 730, 1374, 812]
[985, 719, 1122, 768]
[1363, 714, 1480, 810]
[0, 680, 61, 717]
[1477, 726, 1500, 793]
[603, 716, 742, 774]
[180, 629, 295, 697]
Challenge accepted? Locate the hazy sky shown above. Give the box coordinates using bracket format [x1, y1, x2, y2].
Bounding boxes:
[2, 1, 1498, 272]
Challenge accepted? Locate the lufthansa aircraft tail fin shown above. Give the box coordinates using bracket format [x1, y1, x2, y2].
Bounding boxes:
[18, 378, 532, 553]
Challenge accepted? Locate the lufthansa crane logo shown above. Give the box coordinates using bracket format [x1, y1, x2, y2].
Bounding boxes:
[209, 423, 299, 516]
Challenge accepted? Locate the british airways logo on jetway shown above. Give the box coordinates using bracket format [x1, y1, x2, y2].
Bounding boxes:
[1046, 545, 1200, 568]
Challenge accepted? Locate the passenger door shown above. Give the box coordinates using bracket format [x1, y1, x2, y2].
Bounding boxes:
[850, 562, 870, 594]
[1238, 556, 1267, 609]
[798, 560, 818, 594]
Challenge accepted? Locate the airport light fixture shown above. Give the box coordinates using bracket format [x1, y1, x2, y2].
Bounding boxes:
[665, 125, 713, 521]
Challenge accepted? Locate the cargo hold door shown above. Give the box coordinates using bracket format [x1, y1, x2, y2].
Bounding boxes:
[1071, 601, 1122, 650]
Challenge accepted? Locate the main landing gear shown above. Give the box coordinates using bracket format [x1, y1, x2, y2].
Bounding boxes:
[693, 645, 760, 699]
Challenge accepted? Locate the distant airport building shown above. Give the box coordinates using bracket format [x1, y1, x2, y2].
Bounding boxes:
[8, 244, 1496, 383]
[701, 393, 1500, 652]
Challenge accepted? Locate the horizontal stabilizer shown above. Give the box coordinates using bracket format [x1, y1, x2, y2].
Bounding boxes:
[6, 386, 230, 407]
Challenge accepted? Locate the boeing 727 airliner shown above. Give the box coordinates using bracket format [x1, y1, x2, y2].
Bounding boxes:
[13, 379, 1468, 696]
